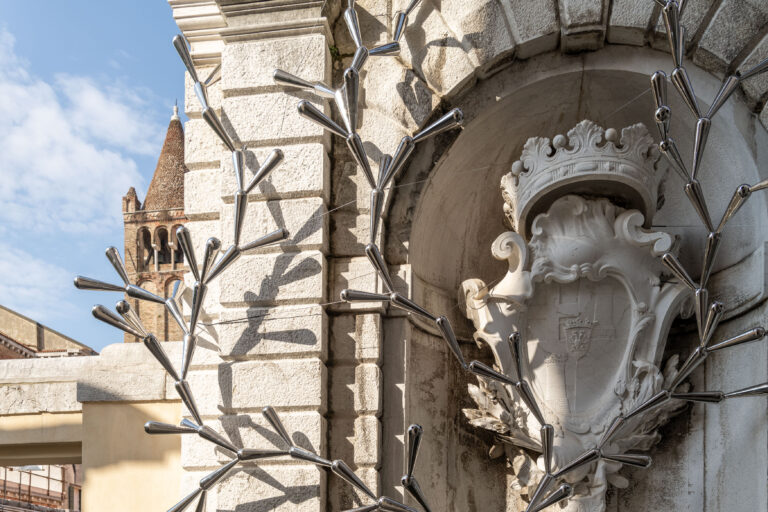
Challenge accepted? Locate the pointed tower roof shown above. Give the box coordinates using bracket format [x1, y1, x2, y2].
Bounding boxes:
[142, 105, 187, 211]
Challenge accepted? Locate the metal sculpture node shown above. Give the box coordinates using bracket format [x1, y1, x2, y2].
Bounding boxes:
[70, 0, 768, 511]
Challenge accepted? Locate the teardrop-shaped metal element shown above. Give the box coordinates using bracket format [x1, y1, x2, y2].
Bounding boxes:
[194, 490, 206, 512]
[167, 487, 203, 512]
[435, 316, 467, 368]
[468, 361, 517, 386]
[343, 68, 359, 133]
[401, 476, 431, 512]
[661, 252, 697, 290]
[671, 67, 701, 118]
[139, 332, 181, 381]
[390, 292, 436, 321]
[189, 281, 207, 335]
[530, 483, 573, 512]
[166, 297, 189, 336]
[365, 243, 394, 292]
[177, 226, 201, 281]
[553, 449, 600, 479]
[198, 425, 238, 453]
[650, 71, 668, 108]
[601, 453, 652, 468]
[344, 7, 363, 48]
[716, 184, 751, 234]
[144, 421, 197, 435]
[517, 380, 546, 425]
[105, 247, 131, 285]
[671, 391, 724, 403]
[370, 42, 401, 56]
[654, 105, 671, 140]
[181, 333, 197, 380]
[701, 301, 724, 348]
[406, 424, 423, 479]
[200, 238, 221, 283]
[413, 109, 464, 143]
[116, 300, 147, 337]
[346, 133, 376, 188]
[393, 11, 408, 41]
[706, 327, 766, 353]
[662, 2, 681, 67]
[172, 35, 199, 83]
[380, 136, 416, 188]
[92, 305, 143, 337]
[331, 459, 377, 500]
[126, 284, 166, 304]
[694, 287, 708, 341]
[404, 0, 422, 15]
[691, 117, 710, 179]
[524, 473, 554, 512]
[708, 74, 740, 118]
[509, 332, 524, 382]
[273, 69, 314, 90]
[724, 382, 768, 399]
[598, 416, 626, 448]
[175, 379, 203, 425]
[244, 149, 284, 195]
[540, 424, 554, 474]
[298, 100, 348, 138]
[238, 448, 288, 461]
[669, 346, 706, 390]
[262, 406, 294, 447]
[202, 107, 235, 152]
[351, 46, 369, 72]
[240, 228, 289, 252]
[193, 82, 210, 111]
[740, 56, 768, 80]
[378, 496, 419, 512]
[340, 289, 391, 302]
[700, 233, 721, 288]
[658, 138, 688, 182]
[624, 390, 670, 420]
[684, 179, 714, 232]
[288, 446, 331, 466]
[232, 150, 245, 192]
[378, 155, 392, 185]
[233, 191, 247, 247]
[204, 245, 241, 284]
[200, 458, 238, 490]
[75, 276, 124, 292]
[370, 188, 384, 245]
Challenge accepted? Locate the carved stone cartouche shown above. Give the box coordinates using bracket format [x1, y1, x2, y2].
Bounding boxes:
[461, 121, 690, 512]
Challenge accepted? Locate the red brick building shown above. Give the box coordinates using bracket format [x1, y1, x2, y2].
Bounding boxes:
[121, 106, 188, 342]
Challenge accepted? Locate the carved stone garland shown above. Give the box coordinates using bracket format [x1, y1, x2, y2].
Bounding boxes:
[69, 0, 768, 511]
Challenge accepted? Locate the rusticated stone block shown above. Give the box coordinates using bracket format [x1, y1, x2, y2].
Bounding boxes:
[220, 143, 329, 202]
[223, 94, 327, 146]
[216, 466, 325, 512]
[354, 363, 382, 415]
[220, 197, 328, 253]
[218, 251, 327, 306]
[506, 0, 560, 59]
[184, 66, 223, 115]
[185, 118, 226, 166]
[353, 416, 381, 467]
[217, 305, 327, 360]
[222, 35, 330, 92]
[185, 168, 222, 216]
[608, 0, 656, 46]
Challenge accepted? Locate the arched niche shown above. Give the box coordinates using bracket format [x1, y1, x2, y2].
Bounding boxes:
[387, 45, 768, 338]
[379, 45, 768, 510]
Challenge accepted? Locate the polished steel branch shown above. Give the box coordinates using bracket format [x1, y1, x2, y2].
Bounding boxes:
[401, 424, 432, 512]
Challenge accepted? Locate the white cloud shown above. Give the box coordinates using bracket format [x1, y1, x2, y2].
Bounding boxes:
[0, 243, 76, 322]
[0, 28, 164, 234]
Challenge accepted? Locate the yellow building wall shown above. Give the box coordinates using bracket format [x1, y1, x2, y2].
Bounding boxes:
[0, 412, 82, 465]
[82, 401, 182, 512]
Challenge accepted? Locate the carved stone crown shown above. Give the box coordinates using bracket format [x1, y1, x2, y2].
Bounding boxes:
[502, 120, 660, 238]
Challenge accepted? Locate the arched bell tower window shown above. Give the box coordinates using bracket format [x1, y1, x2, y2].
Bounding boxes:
[155, 227, 171, 266]
[171, 224, 184, 266]
[137, 227, 153, 272]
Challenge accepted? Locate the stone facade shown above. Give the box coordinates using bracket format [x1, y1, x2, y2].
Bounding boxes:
[122, 107, 189, 342]
[2, 1, 768, 511]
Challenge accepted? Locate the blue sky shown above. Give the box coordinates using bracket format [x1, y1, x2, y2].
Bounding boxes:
[0, 2, 186, 352]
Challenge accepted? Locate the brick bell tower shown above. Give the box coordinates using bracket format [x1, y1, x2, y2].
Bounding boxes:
[122, 105, 188, 342]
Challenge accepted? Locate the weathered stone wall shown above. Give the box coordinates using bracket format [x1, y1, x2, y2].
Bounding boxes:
[166, 1, 768, 511]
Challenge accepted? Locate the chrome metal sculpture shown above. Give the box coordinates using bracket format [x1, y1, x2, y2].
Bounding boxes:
[72, 0, 768, 510]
